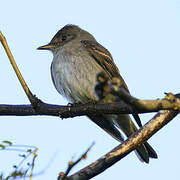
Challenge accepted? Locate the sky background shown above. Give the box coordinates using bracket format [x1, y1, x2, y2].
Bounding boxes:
[0, 0, 180, 179]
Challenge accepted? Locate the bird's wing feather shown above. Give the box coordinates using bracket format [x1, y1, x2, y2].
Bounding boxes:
[50, 63, 56, 91]
[81, 40, 143, 127]
[81, 40, 120, 78]
[88, 115, 124, 142]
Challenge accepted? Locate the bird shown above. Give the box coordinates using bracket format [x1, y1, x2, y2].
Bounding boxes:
[37, 24, 157, 163]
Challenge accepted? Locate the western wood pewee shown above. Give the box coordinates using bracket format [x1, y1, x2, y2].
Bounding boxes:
[38, 24, 157, 163]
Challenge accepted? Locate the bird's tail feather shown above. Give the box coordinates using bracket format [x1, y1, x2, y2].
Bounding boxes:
[114, 114, 157, 163]
[144, 142, 158, 159]
[88, 114, 157, 163]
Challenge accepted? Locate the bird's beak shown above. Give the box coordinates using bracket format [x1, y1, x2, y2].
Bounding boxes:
[37, 43, 54, 50]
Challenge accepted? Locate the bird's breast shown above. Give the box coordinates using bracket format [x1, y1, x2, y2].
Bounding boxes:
[51, 49, 102, 103]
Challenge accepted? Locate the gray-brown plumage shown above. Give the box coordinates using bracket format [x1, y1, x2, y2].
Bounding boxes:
[38, 24, 157, 163]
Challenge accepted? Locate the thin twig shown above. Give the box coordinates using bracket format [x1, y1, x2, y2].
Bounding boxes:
[30, 147, 38, 180]
[0, 31, 37, 105]
[58, 142, 95, 180]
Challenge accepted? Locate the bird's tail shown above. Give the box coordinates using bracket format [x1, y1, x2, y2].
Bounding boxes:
[135, 142, 157, 163]
[115, 114, 158, 163]
[88, 114, 157, 163]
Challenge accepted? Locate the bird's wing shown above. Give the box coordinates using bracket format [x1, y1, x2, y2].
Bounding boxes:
[88, 115, 124, 142]
[50, 63, 57, 91]
[81, 40, 120, 77]
[81, 40, 143, 127]
[81, 40, 129, 91]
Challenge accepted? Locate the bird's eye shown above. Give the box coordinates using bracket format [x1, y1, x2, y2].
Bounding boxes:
[62, 35, 67, 41]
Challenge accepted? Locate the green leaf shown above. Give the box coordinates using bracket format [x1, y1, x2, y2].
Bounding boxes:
[0, 144, 5, 149]
[2, 141, 12, 146]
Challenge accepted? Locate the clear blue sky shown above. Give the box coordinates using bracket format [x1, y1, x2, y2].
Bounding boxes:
[0, 0, 180, 179]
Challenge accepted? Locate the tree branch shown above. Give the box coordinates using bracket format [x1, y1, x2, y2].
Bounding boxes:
[66, 109, 178, 180]
[0, 92, 179, 118]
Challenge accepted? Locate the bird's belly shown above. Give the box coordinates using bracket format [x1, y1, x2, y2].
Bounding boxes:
[51, 53, 101, 103]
